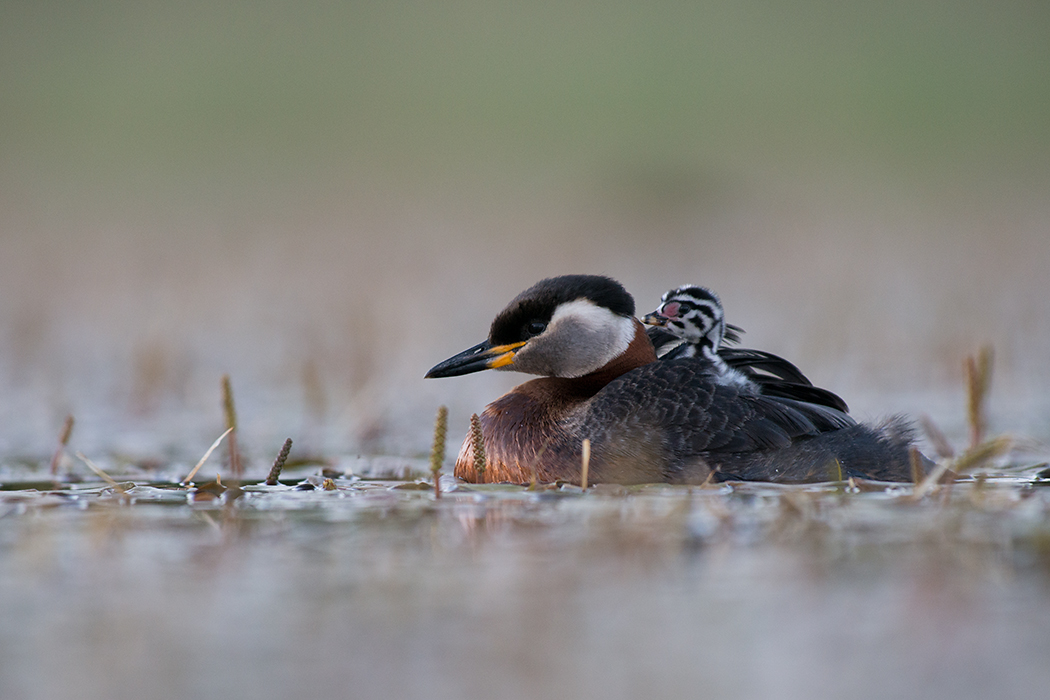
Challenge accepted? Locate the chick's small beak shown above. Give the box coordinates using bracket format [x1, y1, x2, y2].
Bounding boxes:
[641, 311, 669, 328]
[425, 340, 527, 378]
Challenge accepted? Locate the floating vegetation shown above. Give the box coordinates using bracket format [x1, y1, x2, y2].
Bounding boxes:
[0, 346, 1040, 509]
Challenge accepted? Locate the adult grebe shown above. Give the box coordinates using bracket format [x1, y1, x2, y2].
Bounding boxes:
[426, 275, 919, 485]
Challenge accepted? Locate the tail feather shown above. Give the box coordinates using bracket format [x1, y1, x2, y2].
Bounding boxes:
[702, 417, 925, 483]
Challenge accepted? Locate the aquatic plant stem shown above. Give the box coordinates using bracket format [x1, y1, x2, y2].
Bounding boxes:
[430, 406, 448, 498]
[266, 438, 293, 486]
[470, 413, 486, 483]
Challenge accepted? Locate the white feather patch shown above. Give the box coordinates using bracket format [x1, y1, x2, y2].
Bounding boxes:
[548, 299, 635, 376]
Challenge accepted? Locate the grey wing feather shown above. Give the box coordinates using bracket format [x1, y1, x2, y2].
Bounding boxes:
[757, 381, 851, 413]
[766, 396, 856, 431]
[581, 359, 846, 460]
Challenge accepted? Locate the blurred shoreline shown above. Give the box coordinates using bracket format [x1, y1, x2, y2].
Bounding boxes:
[1, 174, 1047, 463]
[1, 0, 1048, 461]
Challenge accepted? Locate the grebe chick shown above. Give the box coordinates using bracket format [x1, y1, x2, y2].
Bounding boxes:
[642, 285, 753, 389]
[426, 275, 921, 485]
[643, 285, 850, 414]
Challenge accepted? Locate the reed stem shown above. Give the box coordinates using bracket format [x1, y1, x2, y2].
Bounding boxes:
[49, 415, 75, 476]
[580, 438, 590, 489]
[221, 374, 242, 478]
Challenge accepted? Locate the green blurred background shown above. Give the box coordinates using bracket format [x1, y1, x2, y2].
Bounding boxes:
[1, 0, 1048, 462]
[4, 1, 1049, 192]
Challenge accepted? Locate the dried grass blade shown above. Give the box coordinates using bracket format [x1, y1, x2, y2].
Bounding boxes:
[953, 435, 1013, 474]
[909, 446, 925, 484]
[912, 435, 1013, 500]
[966, 346, 994, 449]
[75, 451, 120, 489]
[919, 414, 955, 460]
[183, 427, 234, 484]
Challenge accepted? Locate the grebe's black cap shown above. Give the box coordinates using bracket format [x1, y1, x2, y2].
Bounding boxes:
[490, 275, 634, 346]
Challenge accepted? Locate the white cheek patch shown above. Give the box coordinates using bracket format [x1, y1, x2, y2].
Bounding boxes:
[547, 298, 635, 376]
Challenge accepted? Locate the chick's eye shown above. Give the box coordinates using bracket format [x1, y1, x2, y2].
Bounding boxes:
[526, 321, 547, 336]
